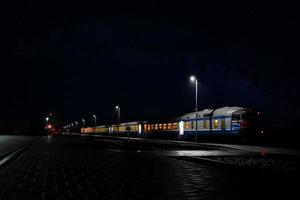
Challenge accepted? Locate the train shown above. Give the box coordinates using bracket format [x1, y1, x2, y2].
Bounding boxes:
[80, 106, 263, 140]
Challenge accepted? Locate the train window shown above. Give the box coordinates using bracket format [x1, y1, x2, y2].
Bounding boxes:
[191, 121, 194, 129]
[185, 122, 190, 129]
[155, 124, 158, 130]
[159, 124, 162, 129]
[172, 123, 178, 129]
[242, 112, 254, 121]
[232, 114, 241, 121]
[168, 123, 172, 129]
[203, 120, 207, 129]
[214, 119, 219, 128]
[163, 124, 167, 130]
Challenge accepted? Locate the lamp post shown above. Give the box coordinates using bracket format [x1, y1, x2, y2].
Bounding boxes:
[92, 115, 97, 127]
[115, 106, 120, 124]
[190, 75, 199, 143]
[190, 75, 198, 111]
[115, 105, 121, 134]
[82, 119, 85, 128]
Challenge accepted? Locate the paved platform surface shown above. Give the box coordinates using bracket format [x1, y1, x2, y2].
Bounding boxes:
[0, 135, 298, 199]
[78, 134, 300, 156]
[0, 136, 39, 158]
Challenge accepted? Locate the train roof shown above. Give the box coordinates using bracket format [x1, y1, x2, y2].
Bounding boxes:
[114, 121, 147, 126]
[177, 106, 245, 119]
[177, 108, 214, 120]
[213, 106, 244, 116]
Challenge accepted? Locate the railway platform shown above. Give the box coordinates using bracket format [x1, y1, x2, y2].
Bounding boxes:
[0, 135, 299, 199]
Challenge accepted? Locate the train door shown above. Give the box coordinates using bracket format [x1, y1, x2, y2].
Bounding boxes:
[221, 118, 226, 134]
[231, 112, 241, 134]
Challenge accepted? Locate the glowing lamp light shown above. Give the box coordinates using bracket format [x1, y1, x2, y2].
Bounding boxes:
[190, 76, 196, 82]
[47, 124, 52, 129]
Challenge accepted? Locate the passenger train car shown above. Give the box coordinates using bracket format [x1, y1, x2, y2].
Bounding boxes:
[80, 106, 262, 140]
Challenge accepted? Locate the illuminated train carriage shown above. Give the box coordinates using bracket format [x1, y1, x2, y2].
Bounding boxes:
[95, 125, 109, 133]
[108, 122, 144, 136]
[81, 127, 95, 134]
[81, 125, 109, 134]
[143, 120, 180, 138]
[178, 106, 262, 138]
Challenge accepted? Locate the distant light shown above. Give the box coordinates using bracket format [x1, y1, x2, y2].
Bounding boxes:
[260, 148, 268, 156]
[115, 105, 119, 109]
[93, 115, 96, 118]
[190, 76, 196, 82]
[179, 121, 184, 135]
[45, 117, 49, 122]
[47, 125, 52, 129]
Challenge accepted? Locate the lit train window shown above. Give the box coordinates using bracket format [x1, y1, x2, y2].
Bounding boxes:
[185, 122, 190, 129]
[203, 120, 207, 129]
[214, 119, 219, 128]
[163, 124, 167, 130]
[168, 123, 172, 129]
[155, 124, 158, 130]
[172, 123, 178, 129]
[159, 124, 162, 129]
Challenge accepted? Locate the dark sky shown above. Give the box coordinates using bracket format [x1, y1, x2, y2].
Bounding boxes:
[0, 1, 299, 132]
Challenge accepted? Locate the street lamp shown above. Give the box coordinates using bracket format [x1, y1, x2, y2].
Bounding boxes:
[190, 75, 199, 143]
[45, 117, 49, 122]
[115, 106, 120, 124]
[190, 75, 198, 111]
[82, 119, 85, 128]
[92, 115, 97, 127]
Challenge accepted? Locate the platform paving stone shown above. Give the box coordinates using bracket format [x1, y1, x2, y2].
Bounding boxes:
[0, 135, 298, 199]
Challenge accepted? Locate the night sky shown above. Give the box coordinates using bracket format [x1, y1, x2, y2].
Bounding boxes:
[0, 1, 299, 133]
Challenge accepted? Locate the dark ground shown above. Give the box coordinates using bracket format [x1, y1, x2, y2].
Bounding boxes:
[0, 135, 298, 199]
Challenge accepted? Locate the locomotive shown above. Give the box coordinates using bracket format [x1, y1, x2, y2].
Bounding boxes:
[80, 106, 262, 140]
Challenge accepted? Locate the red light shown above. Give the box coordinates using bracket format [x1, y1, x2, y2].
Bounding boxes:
[260, 149, 268, 156]
[240, 120, 249, 128]
[47, 125, 52, 129]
